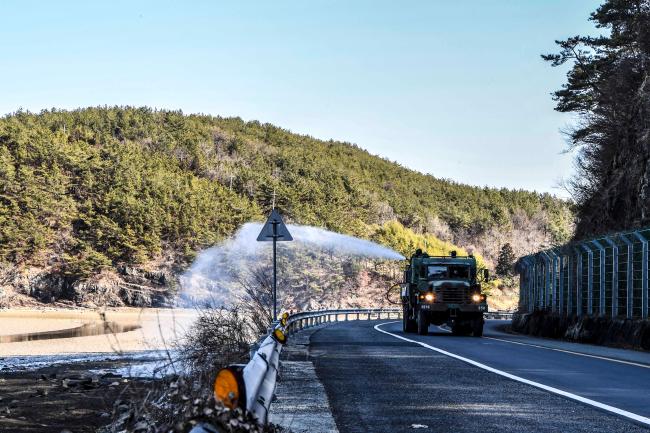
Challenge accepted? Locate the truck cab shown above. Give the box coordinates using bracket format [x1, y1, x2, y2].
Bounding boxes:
[401, 249, 487, 336]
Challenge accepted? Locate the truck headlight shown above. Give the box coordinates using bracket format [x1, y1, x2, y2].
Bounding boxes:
[424, 292, 435, 302]
[472, 293, 481, 303]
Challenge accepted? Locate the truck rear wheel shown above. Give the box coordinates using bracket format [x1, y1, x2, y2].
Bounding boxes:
[417, 311, 429, 335]
[403, 306, 417, 333]
[472, 318, 484, 337]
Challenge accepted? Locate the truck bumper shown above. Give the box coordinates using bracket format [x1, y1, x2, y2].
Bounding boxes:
[418, 303, 487, 313]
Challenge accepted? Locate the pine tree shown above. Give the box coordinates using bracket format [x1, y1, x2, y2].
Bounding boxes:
[542, 0, 650, 237]
[496, 243, 516, 278]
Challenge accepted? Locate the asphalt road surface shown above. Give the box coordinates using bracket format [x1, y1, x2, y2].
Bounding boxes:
[308, 320, 650, 433]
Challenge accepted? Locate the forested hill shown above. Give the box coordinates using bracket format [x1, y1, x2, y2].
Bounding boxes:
[0, 107, 573, 307]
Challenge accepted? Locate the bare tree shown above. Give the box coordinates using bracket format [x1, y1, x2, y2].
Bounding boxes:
[236, 265, 283, 336]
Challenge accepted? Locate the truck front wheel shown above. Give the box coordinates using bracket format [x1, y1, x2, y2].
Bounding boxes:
[417, 311, 429, 335]
[472, 318, 484, 337]
[403, 306, 417, 333]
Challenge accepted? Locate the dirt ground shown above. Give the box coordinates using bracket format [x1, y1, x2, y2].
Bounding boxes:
[0, 307, 199, 433]
[0, 359, 153, 433]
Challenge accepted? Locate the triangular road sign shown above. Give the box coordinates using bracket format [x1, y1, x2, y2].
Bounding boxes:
[256, 209, 293, 242]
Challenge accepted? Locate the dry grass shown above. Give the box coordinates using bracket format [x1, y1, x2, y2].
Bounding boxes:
[101, 303, 285, 433]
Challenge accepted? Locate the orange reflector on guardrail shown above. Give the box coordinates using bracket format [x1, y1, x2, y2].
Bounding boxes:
[214, 367, 245, 409]
[273, 328, 287, 344]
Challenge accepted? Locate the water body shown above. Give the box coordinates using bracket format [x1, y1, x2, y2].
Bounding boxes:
[0, 321, 141, 343]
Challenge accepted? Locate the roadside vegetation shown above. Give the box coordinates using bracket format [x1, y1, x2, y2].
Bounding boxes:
[102, 271, 288, 433]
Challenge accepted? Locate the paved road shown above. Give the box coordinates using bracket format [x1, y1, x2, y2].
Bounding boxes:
[308, 320, 650, 433]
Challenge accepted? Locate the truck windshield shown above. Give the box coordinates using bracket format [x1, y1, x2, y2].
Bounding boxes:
[426, 265, 469, 280]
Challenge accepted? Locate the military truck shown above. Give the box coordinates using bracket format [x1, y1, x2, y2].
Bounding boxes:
[401, 249, 488, 336]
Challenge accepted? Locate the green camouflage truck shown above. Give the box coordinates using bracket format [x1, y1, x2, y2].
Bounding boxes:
[401, 249, 488, 336]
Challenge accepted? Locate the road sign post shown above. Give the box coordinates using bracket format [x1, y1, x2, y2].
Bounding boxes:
[257, 209, 293, 321]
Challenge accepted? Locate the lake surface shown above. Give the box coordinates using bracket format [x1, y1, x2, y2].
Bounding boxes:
[0, 321, 141, 343]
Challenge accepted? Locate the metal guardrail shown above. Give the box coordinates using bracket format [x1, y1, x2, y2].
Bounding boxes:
[285, 307, 402, 334]
[516, 227, 650, 319]
[484, 310, 515, 320]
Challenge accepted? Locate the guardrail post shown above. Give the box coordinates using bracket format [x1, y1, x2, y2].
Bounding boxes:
[527, 258, 534, 312]
[603, 237, 618, 317]
[575, 247, 583, 317]
[532, 257, 539, 310]
[528, 257, 536, 312]
[557, 251, 564, 314]
[517, 259, 524, 311]
[633, 231, 649, 319]
[540, 252, 551, 310]
[550, 250, 558, 312]
[566, 253, 573, 316]
[581, 244, 593, 315]
[591, 240, 606, 316]
[618, 234, 634, 318]
[527, 258, 534, 311]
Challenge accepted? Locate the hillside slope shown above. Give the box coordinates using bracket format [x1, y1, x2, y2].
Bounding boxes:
[0, 107, 573, 307]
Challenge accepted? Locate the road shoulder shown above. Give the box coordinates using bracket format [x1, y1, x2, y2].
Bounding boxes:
[269, 325, 339, 433]
[485, 320, 650, 367]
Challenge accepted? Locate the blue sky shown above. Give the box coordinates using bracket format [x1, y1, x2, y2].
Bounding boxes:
[0, 1, 603, 196]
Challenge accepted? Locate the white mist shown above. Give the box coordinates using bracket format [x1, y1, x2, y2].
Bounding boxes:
[178, 222, 404, 306]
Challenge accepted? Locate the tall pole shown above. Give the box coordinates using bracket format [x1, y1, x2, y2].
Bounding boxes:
[272, 221, 278, 321]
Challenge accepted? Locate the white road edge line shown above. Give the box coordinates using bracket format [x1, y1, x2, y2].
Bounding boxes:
[374, 321, 650, 427]
[482, 336, 650, 369]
